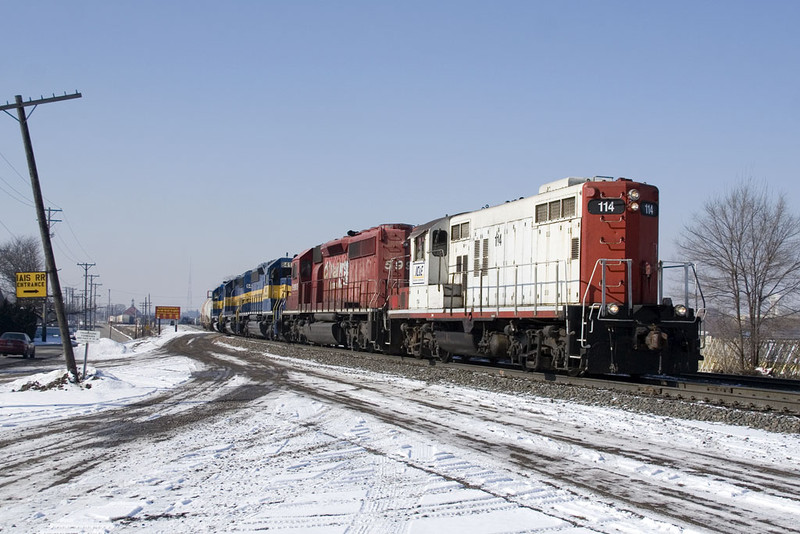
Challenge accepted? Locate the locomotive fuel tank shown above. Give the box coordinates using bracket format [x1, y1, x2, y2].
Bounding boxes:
[435, 331, 481, 357]
[301, 321, 341, 346]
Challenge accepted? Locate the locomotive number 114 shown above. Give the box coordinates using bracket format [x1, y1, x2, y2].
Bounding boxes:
[587, 199, 625, 215]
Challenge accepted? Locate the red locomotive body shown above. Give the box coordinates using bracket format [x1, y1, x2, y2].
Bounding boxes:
[580, 179, 660, 307]
[283, 224, 412, 349]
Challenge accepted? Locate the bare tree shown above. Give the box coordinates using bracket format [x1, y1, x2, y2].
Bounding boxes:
[0, 236, 44, 298]
[679, 180, 800, 371]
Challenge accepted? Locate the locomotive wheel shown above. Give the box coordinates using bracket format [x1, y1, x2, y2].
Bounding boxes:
[521, 347, 543, 371]
[437, 348, 452, 363]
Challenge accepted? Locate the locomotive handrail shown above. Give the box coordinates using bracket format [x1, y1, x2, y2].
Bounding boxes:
[658, 260, 707, 349]
[295, 277, 390, 314]
[579, 258, 633, 349]
[577, 303, 603, 348]
[386, 255, 410, 294]
[444, 259, 575, 313]
[658, 261, 706, 316]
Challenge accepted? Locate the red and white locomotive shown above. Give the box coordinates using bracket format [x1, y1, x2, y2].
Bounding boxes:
[389, 176, 702, 374]
[211, 176, 703, 375]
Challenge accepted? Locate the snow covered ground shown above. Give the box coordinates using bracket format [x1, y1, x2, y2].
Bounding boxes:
[1, 327, 799, 533]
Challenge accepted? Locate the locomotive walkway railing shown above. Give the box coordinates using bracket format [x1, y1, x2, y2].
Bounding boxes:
[442, 259, 578, 314]
[295, 278, 392, 313]
[578, 258, 633, 349]
[658, 260, 705, 318]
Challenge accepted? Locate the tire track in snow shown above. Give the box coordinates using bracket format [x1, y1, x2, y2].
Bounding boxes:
[264, 348, 800, 533]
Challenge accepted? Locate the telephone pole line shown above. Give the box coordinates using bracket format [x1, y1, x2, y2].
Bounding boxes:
[39, 207, 63, 342]
[45, 207, 62, 236]
[78, 263, 96, 329]
[1, 92, 82, 380]
[89, 275, 101, 328]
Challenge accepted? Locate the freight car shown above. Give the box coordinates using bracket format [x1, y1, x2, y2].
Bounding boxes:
[205, 176, 704, 376]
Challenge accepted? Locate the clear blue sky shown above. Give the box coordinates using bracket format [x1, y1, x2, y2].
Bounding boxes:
[2, 0, 798, 313]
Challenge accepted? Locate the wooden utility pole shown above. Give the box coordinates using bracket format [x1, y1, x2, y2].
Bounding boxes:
[0, 93, 82, 380]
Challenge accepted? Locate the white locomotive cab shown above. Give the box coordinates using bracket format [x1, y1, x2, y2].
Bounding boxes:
[408, 217, 453, 309]
[407, 178, 594, 315]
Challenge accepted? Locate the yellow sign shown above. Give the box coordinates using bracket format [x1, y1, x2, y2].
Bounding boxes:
[155, 306, 181, 320]
[16, 271, 47, 298]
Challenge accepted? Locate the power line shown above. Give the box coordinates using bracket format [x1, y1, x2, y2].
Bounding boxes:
[61, 212, 93, 262]
[0, 149, 35, 205]
[0, 145, 72, 210]
[0, 148, 30, 183]
[0, 217, 17, 238]
[53, 233, 81, 263]
[0, 175, 33, 206]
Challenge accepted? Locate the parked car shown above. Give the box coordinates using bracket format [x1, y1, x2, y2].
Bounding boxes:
[0, 332, 36, 358]
[34, 325, 79, 347]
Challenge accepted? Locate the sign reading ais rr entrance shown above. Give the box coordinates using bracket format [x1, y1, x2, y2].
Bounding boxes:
[16, 271, 47, 298]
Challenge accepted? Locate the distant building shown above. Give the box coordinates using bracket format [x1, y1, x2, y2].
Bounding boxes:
[110, 304, 141, 325]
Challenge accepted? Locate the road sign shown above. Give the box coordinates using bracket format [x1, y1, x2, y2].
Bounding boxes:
[16, 271, 47, 298]
[75, 330, 101, 343]
[155, 306, 181, 320]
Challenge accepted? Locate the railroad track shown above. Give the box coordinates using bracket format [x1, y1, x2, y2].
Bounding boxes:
[443, 359, 800, 415]
[221, 334, 800, 417]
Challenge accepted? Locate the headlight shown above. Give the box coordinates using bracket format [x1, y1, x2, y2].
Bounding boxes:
[629, 189, 640, 201]
[606, 303, 620, 315]
[675, 304, 688, 317]
[629, 202, 640, 212]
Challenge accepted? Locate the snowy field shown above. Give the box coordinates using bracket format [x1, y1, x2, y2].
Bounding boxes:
[1, 328, 799, 533]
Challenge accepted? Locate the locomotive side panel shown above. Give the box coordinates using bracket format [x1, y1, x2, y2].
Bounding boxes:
[399, 179, 586, 318]
[290, 225, 412, 314]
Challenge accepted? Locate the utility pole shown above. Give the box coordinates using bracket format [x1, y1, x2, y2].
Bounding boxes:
[78, 263, 95, 329]
[40, 207, 62, 342]
[1, 92, 81, 380]
[90, 279, 102, 328]
[46, 207, 63, 230]
[88, 274, 100, 327]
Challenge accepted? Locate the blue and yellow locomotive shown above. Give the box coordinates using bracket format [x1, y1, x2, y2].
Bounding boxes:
[210, 257, 292, 338]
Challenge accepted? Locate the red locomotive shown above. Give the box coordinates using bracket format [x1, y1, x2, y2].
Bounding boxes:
[387, 176, 702, 375]
[283, 224, 412, 350]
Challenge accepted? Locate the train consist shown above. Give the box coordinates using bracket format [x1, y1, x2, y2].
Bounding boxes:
[205, 176, 704, 375]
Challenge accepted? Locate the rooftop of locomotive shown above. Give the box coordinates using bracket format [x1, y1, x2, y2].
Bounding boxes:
[411, 176, 633, 232]
[537, 175, 616, 194]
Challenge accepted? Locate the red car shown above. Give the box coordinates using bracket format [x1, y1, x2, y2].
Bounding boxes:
[0, 332, 35, 358]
